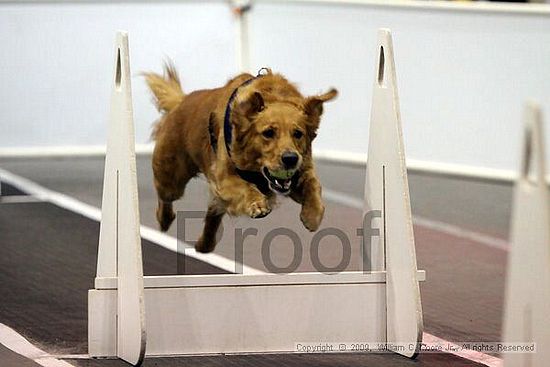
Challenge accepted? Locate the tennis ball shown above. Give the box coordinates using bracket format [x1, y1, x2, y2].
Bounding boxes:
[269, 168, 296, 179]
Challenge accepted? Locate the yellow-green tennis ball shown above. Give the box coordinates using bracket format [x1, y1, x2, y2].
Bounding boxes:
[269, 168, 296, 179]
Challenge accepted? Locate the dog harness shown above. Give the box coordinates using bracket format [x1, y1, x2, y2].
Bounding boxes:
[208, 68, 300, 196]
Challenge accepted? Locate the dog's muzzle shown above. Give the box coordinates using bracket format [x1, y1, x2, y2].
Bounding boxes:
[262, 167, 295, 195]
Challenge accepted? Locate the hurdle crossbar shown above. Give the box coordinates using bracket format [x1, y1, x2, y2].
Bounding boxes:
[88, 29, 424, 366]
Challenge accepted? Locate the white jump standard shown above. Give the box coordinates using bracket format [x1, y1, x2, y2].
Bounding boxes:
[502, 103, 550, 367]
[88, 29, 425, 366]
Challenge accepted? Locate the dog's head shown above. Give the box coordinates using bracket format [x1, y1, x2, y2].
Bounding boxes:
[229, 73, 337, 194]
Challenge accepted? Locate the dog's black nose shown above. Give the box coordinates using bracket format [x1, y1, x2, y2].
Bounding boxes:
[281, 151, 299, 168]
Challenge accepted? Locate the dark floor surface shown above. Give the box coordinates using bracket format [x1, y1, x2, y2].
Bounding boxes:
[0, 157, 508, 366]
[0, 202, 226, 356]
[0, 182, 27, 196]
[0, 202, 489, 367]
[65, 352, 485, 367]
[0, 156, 514, 240]
[316, 162, 512, 240]
[0, 344, 42, 367]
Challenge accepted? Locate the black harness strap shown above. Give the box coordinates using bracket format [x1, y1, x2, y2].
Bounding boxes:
[223, 77, 256, 158]
[235, 168, 272, 196]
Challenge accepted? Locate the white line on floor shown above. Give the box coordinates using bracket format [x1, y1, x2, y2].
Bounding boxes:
[49, 354, 90, 360]
[423, 333, 503, 367]
[412, 217, 509, 251]
[0, 167, 261, 275]
[0, 167, 503, 366]
[0, 323, 76, 367]
[322, 188, 510, 251]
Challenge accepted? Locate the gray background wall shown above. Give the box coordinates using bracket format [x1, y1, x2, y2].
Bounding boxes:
[1, 0, 550, 176]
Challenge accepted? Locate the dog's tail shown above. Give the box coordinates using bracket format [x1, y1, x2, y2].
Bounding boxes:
[144, 61, 185, 140]
[144, 61, 185, 114]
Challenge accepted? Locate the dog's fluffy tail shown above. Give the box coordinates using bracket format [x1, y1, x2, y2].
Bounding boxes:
[144, 61, 184, 140]
[144, 61, 185, 114]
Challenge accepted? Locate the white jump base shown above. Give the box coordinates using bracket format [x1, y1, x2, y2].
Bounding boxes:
[89, 29, 424, 365]
[91, 270, 426, 356]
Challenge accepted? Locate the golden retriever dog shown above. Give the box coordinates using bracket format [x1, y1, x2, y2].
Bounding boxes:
[145, 65, 337, 253]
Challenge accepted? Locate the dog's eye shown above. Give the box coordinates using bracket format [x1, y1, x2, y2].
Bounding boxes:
[262, 128, 275, 138]
[293, 130, 304, 139]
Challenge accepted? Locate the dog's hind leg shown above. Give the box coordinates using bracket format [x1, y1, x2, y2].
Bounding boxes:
[195, 200, 225, 253]
[153, 150, 198, 232]
[156, 199, 176, 232]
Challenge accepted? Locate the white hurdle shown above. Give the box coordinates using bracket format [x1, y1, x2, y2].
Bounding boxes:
[89, 31, 146, 366]
[502, 103, 550, 367]
[88, 29, 425, 365]
[365, 29, 424, 357]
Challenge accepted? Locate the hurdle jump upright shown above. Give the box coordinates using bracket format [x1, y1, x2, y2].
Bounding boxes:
[90, 31, 146, 366]
[502, 103, 550, 367]
[88, 29, 425, 366]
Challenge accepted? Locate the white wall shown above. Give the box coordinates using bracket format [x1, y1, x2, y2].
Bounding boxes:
[1, 0, 550, 175]
[247, 1, 550, 173]
[0, 1, 236, 148]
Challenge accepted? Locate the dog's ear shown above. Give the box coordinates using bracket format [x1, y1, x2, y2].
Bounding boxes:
[304, 88, 338, 118]
[236, 91, 265, 119]
[303, 88, 338, 139]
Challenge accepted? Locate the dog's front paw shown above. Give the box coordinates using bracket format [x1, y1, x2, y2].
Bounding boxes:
[247, 197, 272, 219]
[300, 201, 325, 231]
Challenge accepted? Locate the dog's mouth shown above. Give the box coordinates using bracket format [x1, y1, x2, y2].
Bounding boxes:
[262, 167, 296, 194]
